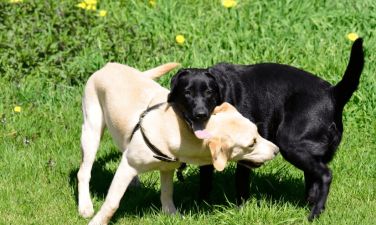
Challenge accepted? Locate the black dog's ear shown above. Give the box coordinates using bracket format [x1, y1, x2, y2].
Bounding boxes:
[206, 68, 225, 103]
[168, 69, 189, 103]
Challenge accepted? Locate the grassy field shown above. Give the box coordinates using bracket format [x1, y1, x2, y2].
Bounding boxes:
[1, 0, 375, 224]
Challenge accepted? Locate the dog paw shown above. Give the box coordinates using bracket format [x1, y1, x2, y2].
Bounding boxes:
[88, 220, 107, 225]
[307, 205, 324, 221]
[78, 203, 94, 218]
[88, 214, 108, 225]
[162, 205, 177, 215]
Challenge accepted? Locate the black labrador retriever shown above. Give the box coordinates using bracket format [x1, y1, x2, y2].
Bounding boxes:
[167, 39, 364, 220]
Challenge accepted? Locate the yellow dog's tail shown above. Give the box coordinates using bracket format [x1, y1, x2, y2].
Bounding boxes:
[142, 62, 181, 79]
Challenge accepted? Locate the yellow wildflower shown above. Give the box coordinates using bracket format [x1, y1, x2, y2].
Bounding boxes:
[347, 32, 359, 42]
[9, 0, 23, 3]
[77, 2, 87, 9]
[77, 0, 97, 11]
[222, 0, 237, 8]
[149, 0, 156, 7]
[84, 0, 97, 4]
[86, 4, 97, 11]
[14, 106, 21, 113]
[98, 10, 107, 17]
[175, 35, 185, 45]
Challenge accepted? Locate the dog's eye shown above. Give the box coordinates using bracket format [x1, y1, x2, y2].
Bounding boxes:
[206, 90, 214, 95]
[248, 138, 257, 148]
[184, 90, 191, 96]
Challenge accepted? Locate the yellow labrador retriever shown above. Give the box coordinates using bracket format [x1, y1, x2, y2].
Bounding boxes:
[77, 62, 279, 225]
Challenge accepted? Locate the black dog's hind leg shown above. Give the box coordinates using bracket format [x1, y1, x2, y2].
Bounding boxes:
[199, 165, 214, 202]
[278, 133, 333, 221]
[235, 164, 251, 204]
[304, 171, 319, 205]
[282, 147, 333, 221]
[307, 163, 332, 221]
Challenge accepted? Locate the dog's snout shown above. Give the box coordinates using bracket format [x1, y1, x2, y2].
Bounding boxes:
[194, 111, 208, 120]
[260, 137, 279, 155]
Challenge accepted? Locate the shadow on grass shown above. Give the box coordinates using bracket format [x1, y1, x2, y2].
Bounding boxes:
[69, 153, 306, 222]
[69, 150, 122, 201]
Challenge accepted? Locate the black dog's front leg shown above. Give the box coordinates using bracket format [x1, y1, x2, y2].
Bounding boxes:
[235, 163, 251, 204]
[199, 165, 214, 202]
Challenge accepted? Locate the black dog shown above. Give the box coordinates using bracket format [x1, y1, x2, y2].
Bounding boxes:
[167, 39, 364, 220]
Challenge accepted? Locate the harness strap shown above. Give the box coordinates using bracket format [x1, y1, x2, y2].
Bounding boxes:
[129, 102, 178, 162]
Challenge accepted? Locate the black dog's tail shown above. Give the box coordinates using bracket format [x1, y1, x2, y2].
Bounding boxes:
[332, 38, 364, 108]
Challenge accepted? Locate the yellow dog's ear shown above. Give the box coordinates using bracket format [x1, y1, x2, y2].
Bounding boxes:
[213, 102, 236, 115]
[208, 137, 231, 171]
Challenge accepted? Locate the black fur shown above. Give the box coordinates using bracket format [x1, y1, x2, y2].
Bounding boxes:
[168, 39, 364, 220]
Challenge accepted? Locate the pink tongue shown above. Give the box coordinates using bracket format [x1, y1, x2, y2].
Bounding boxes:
[194, 130, 212, 139]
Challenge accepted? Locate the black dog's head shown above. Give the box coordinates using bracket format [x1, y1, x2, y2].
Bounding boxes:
[168, 68, 223, 132]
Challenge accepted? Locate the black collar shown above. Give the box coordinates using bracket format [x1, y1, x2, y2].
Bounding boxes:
[129, 102, 178, 162]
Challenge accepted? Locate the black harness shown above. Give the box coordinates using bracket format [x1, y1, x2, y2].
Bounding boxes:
[129, 102, 178, 162]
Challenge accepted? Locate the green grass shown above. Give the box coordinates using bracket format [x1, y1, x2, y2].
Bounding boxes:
[1, 0, 375, 224]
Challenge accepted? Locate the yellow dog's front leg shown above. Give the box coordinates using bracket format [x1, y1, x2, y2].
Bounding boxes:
[160, 169, 177, 214]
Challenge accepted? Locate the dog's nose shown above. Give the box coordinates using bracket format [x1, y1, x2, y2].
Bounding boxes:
[194, 111, 208, 120]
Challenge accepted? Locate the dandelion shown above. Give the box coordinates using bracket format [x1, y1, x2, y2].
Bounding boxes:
[84, 0, 97, 4]
[86, 4, 97, 11]
[222, 0, 237, 8]
[9, 0, 23, 3]
[175, 35, 185, 45]
[77, 0, 97, 11]
[77, 2, 87, 9]
[149, 0, 156, 7]
[98, 10, 107, 17]
[14, 106, 21, 113]
[347, 32, 359, 42]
